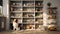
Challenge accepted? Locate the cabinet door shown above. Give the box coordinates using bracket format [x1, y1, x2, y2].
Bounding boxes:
[0, 17, 1, 31]
[0, 17, 6, 31]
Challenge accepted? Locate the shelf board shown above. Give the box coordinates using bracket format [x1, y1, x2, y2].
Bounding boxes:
[35, 17, 43, 19]
[10, 0, 22, 1]
[23, 6, 35, 8]
[48, 13, 56, 15]
[23, 23, 35, 25]
[35, 6, 43, 8]
[48, 14, 56, 15]
[23, 17, 34, 18]
[35, 11, 43, 13]
[10, 17, 22, 19]
[10, 22, 22, 24]
[23, 0, 34, 1]
[18, 22, 23, 23]
[23, 11, 34, 13]
[35, 0, 43, 1]
[11, 11, 22, 13]
[48, 18, 56, 20]
[23, 0, 43, 1]
[23, 12, 34, 13]
[48, 17, 56, 19]
[11, 5, 22, 8]
[35, 23, 43, 25]
[48, 7, 57, 9]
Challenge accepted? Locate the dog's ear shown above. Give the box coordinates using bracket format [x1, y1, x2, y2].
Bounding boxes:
[15, 19, 18, 23]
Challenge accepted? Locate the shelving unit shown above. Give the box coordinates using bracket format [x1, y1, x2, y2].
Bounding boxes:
[47, 7, 57, 25]
[47, 7, 57, 31]
[9, 0, 43, 30]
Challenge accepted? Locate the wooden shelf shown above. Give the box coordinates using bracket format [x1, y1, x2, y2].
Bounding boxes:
[23, 23, 35, 24]
[11, 5, 22, 8]
[10, 10, 22, 12]
[48, 7, 57, 9]
[10, 0, 22, 1]
[23, 17, 34, 19]
[10, 17, 22, 19]
[10, 0, 43, 30]
[47, 7, 57, 29]
[23, 0, 34, 1]
[23, 10, 35, 12]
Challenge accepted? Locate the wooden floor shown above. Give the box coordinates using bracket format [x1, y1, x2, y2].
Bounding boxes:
[0, 30, 60, 34]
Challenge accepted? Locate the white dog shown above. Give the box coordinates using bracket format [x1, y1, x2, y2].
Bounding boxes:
[13, 19, 19, 31]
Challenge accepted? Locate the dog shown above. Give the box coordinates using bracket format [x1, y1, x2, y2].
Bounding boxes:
[12, 19, 19, 31]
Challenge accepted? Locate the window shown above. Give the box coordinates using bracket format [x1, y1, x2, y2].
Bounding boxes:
[0, 6, 3, 16]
